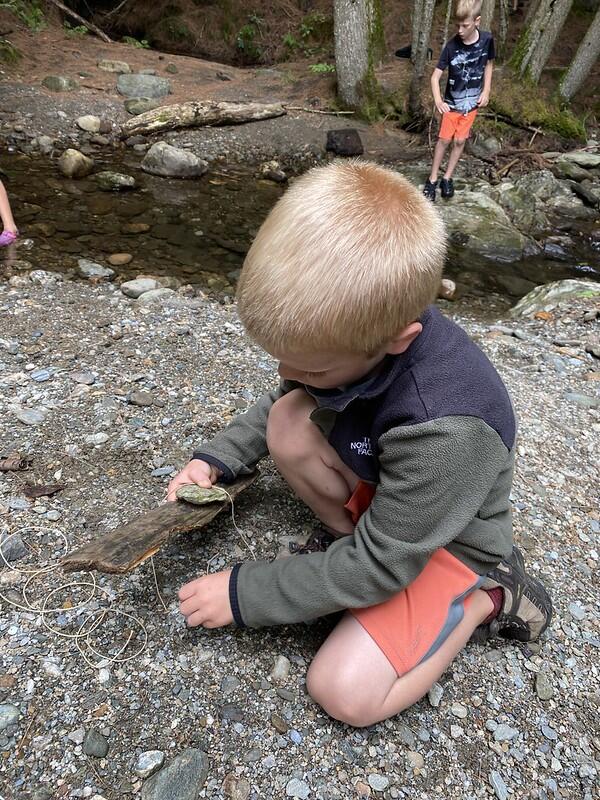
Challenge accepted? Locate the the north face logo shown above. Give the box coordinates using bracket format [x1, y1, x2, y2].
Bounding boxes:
[350, 437, 373, 456]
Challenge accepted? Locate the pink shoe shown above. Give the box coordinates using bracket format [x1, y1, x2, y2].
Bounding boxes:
[0, 229, 18, 247]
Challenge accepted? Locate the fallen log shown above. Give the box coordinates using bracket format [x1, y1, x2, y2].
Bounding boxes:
[48, 0, 112, 43]
[120, 101, 286, 138]
[61, 472, 257, 574]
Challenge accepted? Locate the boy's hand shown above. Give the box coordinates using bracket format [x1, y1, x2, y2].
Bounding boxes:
[436, 100, 451, 115]
[477, 92, 490, 108]
[166, 459, 222, 502]
[179, 570, 233, 628]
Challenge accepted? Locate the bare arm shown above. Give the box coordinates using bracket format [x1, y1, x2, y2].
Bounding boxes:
[478, 61, 493, 107]
[431, 68, 451, 114]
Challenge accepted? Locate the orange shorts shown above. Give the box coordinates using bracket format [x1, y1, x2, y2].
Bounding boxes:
[439, 109, 478, 141]
[344, 481, 483, 676]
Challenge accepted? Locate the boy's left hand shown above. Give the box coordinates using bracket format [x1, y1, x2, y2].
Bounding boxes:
[477, 92, 490, 108]
[179, 570, 233, 628]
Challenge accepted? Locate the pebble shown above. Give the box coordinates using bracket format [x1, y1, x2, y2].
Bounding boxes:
[285, 778, 310, 799]
[85, 432, 109, 445]
[120, 278, 159, 298]
[568, 601, 586, 620]
[0, 703, 20, 731]
[219, 704, 243, 721]
[450, 702, 468, 719]
[541, 723, 558, 741]
[136, 750, 165, 778]
[493, 723, 519, 742]
[222, 774, 250, 800]
[71, 371, 95, 385]
[269, 654, 291, 685]
[46, 510, 61, 522]
[367, 774, 389, 791]
[406, 751, 424, 769]
[535, 671, 555, 700]
[0, 532, 27, 562]
[220, 675, 240, 695]
[107, 252, 133, 266]
[30, 368, 52, 382]
[271, 713, 288, 734]
[427, 682, 444, 707]
[489, 771, 508, 800]
[11, 406, 47, 426]
[141, 749, 209, 800]
[76, 115, 101, 133]
[127, 390, 154, 407]
[67, 727, 85, 745]
[450, 724, 463, 738]
[77, 259, 115, 280]
[82, 728, 109, 758]
[242, 748, 261, 763]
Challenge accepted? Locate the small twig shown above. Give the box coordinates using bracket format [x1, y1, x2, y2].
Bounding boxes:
[48, 0, 112, 42]
[15, 707, 39, 760]
[284, 106, 354, 116]
[150, 556, 168, 612]
[496, 157, 520, 179]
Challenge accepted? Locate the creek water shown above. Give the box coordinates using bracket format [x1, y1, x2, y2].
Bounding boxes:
[1, 150, 599, 298]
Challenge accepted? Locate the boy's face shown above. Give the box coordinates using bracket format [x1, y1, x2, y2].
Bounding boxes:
[274, 349, 386, 390]
[456, 14, 480, 40]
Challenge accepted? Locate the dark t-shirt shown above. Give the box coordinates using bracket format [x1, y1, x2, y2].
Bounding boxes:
[437, 30, 495, 113]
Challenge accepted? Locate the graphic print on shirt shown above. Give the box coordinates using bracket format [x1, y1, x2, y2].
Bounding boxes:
[438, 31, 495, 114]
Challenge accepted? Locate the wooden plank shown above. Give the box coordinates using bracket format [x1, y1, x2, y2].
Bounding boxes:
[61, 473, 257, 574]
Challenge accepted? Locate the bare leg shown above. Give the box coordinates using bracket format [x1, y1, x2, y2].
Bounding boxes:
[443, 138, 467, 180]
[307, 589, 493, 727]
[0, 180, 17, 233]
[429, 138, 451, 182]
[266, 388, 360, 535]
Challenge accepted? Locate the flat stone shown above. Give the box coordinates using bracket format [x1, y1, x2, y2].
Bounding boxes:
[95, 171, 137, 192]
[120, 278, 159, 298]
[127, 390, 154, 407]
[511, 279, 600, 318]
[11, 406, 47, 426]
[269, 654, 291, 685]
[77, 259, 114, 280]
[451, 702, 468, 719]
[141, 749, 209, 800]
[494, 724, 519, 742]
[42, 75, 79, 92]
[124, 97, 161, 116]
[76, 115, 101, 133]
[561, 151, 600, 168]
[0, 703, 20, 731]
[406, 751, 424, 769]
[107, 252, 133, 266]
[136, 288, 176, 304]
[117, 73, 171, 99]
[121, 222, 151, 234]
[141, 141, 208, 179]
[368, 774, 389, 791]
[565, 393, 600, 409]
[0, 532, 27, 562]
[71, 371, 95, 385]
[428, 682, 444, 707]
[271, 713, 288, 734]
[136, 750, 165, 778]
[219, 704, 243, 721]
[489, 771, 508, 800]
[58, 148, 94, 179]
[285, 778, 310, 799]
[535, 671, 555, 700]
[97, 59, 131, 74]
[222, 774, 250, 800]
[82, 729, 109, 758]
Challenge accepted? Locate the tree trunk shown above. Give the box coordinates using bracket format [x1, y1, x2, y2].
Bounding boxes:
[408, 0, 436, 117]
[412, 0, 424, 63]
[443, 0, 453, 48]
[559, 6, 600, 100]
[480, 0, 496, 31]
[334, 0, 384, 113]
[512, 0, 573, 82]
[498, 0, 510, 55]
[527, 0, 573, 82]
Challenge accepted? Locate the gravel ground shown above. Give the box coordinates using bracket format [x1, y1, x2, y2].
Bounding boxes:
[0, 271, 599, 800]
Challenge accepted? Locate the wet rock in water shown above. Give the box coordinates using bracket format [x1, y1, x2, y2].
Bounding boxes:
[107, 252, 133, 266]
[42, 75, 79, 92]
[36, 135, 54, 154]
[0, 532, 27, 562]
[326, 128, 364, 156]
[136, 750, 165, 778]
[121, 278, 159, 298]
[0, 703, 20, 731]
[95, 171, 137, 192]
[58, 148, 94, 179]
[141, 749, 209, 800]
[259, 160, 287, 183]
[137, 288, 177, 304]
[141, 142, 208, 179]
[97, 59, 131, 74]
[438, 278, 456, 300]
[121, 221, 151, 234]
[117, 73, 171, 99]
[124, 97, 161, 116]
[82, 728, 109, 758]
[77, 259, 115, 280]
[76, 115, 101, 133]
[510, 279, 600, 318]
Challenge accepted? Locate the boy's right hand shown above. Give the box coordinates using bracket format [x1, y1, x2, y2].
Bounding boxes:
[166, 459, 222, 502]
[436, 100, 451, 115]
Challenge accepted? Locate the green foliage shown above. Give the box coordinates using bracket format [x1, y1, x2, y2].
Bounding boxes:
[122, 35, 150, 49]
[0, 0, 45, 31]
[63, 21, 88, 37]
[163, 15, 192, 42]
[308, 62, 335, 74]
[235, 16, 263, 63]
[282, 11, 333, 58]
[0, 36, 20, 63]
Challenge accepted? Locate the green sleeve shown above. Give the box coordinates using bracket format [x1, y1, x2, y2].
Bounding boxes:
[234, 415, 514, 627]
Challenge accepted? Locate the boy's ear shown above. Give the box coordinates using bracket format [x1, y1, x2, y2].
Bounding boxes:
[386, 322, 423, 355]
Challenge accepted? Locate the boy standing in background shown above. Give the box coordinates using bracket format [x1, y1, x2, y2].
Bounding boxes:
[424, 0, 495, 202]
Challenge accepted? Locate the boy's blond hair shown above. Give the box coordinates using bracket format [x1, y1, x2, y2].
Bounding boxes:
[455, 0, 482, 20]
[237, 161, 446, 356]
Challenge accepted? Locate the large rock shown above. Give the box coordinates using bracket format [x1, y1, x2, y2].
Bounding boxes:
[42, 75, 78, 92]
[489, 182, 550, 236]
[141, 749, 209, 800]
[97, 59, 131, 74]
[141, 142, 208, 179]
[326, 128, 364, 156]
[560, 151, 600, 169]
[120, 278, 159, 298]
[437, 191, 530, 263]
[95, 171, 137, 191]
[513, 170, 571, 203]
[553, 157, 594, 182]
[124, 97, 161, 116]
[116, 74, 171, 99]
[510, 279, 600, 318]
[58, 149, 94, 179]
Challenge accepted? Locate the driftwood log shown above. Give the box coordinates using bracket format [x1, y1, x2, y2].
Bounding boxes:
[120, 101, 287, 138]
[61, 473, 257, 574]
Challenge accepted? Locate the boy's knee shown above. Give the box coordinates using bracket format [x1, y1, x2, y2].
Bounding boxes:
[453, 138, 467, 147]
[266, 389, 314, 459]
[306, 661, 376, 728]
[438, 137, 451, 146]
